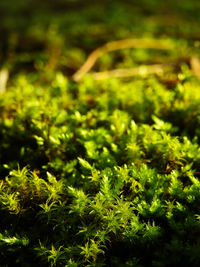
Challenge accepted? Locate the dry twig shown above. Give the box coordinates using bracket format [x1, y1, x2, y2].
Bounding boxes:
[190, 56, 200, 78]
[0, 69, 9, 93]
[72, 38, 175, 82]
[87, 63, 173, 80]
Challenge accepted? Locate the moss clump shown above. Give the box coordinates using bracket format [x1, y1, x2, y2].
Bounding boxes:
[1, 0, 200, 266]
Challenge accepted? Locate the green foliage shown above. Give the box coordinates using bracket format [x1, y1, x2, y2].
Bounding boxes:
[1, 0, 200, 266]
[2, 69, 200, 267]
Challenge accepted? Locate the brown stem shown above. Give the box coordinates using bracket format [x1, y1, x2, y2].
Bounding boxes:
[72, 38, 175, 82]
[87, 63, 174, 80]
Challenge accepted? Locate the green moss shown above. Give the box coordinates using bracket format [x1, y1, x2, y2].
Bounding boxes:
[1, 0, 200, 266]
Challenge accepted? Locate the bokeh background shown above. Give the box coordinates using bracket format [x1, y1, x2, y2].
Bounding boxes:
[1, 0, 200, 79]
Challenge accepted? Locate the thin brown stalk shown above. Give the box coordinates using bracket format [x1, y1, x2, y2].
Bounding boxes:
[86, 63, 173, 80]
[72, 38, 175, 82]
[0, 69, 9, 93]
[190, 56, 200, 78]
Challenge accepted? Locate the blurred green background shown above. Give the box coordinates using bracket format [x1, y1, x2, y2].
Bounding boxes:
[0, 0, 200, 79]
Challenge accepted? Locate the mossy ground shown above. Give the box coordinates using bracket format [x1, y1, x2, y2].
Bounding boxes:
[1, 0, 200, 266]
